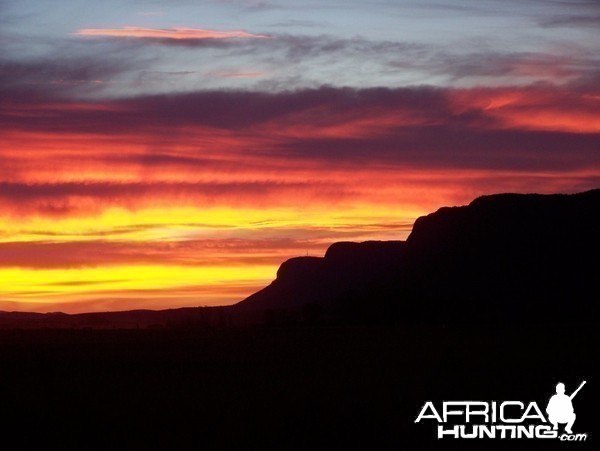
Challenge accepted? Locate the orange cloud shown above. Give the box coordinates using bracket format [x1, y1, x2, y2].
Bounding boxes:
[1, 86, 598, 313]
[74, 27, 269, 40]
[449, 87, 600, 133]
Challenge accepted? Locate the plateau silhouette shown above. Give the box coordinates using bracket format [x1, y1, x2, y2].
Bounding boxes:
[1, 189, 597, 329]
[0, 190, 596, 448]
[236, 189, 598, 324]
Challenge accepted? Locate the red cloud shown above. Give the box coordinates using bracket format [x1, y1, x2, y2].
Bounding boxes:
[0, 87, 598, 218]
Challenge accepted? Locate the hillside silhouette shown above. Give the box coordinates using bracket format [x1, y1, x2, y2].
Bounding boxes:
[1, 190, 596, 449]
[1, 189, 597, 328]
[235, 189, 598, 324]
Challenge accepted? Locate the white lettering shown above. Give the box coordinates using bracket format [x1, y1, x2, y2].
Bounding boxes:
[438, 425, 459, 438]
[415, 402, 442, 423]
[443, 402, 464, 422]
[465, 401, 488, 423]
[500, 401, 523, 423]
[536, 425, 557, 439]
[521, 402, 546, 422]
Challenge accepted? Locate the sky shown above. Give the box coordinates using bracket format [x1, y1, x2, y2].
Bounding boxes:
[0, 0, 598, 313]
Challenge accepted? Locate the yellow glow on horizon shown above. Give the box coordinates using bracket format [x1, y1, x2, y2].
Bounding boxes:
[0, 264, 275, 303]
[0, 205, 424, 243]
[0, 203, 424, 313]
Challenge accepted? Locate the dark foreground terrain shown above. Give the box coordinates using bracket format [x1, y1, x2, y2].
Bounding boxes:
[1, 191, 596, 448]
[0, 324, 593, 449]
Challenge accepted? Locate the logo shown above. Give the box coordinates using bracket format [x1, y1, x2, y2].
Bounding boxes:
[415, 381, 588, 441]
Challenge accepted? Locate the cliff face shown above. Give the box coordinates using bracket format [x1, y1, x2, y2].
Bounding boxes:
[235, 190, 599, 323]
[2, 190, 596, 328]
[236, 241, 406, 317]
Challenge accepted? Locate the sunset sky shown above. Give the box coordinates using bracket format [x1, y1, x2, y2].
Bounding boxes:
[1, 0, 598, 313]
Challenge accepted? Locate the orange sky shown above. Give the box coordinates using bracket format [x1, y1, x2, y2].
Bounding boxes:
[1, 0, 599, 314]
[1, 84, 598, 312]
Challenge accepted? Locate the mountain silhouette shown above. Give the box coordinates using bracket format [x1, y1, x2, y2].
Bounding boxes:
[2, 191, 596, 451]
[1, 189, 597, 328]
[235, 189, 598, 324]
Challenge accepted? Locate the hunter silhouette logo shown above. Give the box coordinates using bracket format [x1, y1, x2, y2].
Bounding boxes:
[415, 380, 588, 441]
[547, 381, 585, 434]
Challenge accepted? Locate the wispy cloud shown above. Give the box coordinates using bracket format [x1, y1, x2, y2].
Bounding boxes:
[539, 14, 600, 28]
[74, 26, 269, 40]
[207, 70, 267, 78]
[0, 86, 597, 218]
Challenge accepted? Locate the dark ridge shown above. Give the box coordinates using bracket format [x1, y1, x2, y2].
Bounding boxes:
[0, 307, 232, 330]
[234, 189, 599, 324]
[1, 189, 598, 328]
